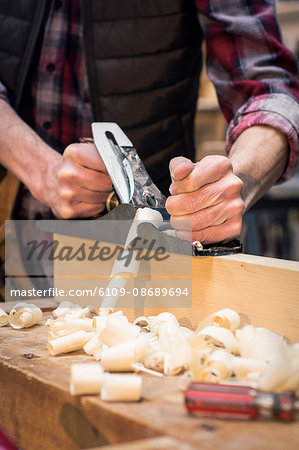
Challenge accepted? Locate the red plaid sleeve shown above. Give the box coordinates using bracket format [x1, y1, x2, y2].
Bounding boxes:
[195, 0, 299, 180]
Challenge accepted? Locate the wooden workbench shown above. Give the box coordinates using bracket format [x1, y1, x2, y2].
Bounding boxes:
[1, 253, 299, 449]
[0, 319, 298, 449]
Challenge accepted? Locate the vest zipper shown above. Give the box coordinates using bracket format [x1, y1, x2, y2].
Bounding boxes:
[15, 0, 47, 110]
[81, 0, 102, 121]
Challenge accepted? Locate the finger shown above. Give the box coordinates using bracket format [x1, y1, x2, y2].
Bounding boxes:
[53, 201, 106, 219]
[166, 174, 243, 215]
[175, 216, 243, 244]
[166, 182, 222, 216]
[58, 163, 113, 192]
[59, 187, 111, 205]
[169, 157, 194, 181]
[170, 198, 244, 232]
[64, 143, 108, 172]
[170, 155, 232, 195]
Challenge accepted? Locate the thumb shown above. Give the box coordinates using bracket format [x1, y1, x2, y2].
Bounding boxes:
[169, 156, 194, 182]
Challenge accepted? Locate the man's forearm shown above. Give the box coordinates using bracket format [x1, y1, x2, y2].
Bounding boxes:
[0, 99, 60, 203]
[228, 125, 289, 210]
[0, 99, 111, 219]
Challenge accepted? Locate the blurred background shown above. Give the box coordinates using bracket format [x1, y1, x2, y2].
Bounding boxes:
[196, 0, 299, 261]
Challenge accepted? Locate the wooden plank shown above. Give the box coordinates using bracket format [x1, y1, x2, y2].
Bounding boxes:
[1, 322, 299, 450]
[4, 252, 297, 341]
[51, 233, 299, 340]
[121, 254, 299, 342]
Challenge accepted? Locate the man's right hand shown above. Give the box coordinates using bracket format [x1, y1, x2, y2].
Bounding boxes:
[42, 142, 113, 218]
[0, 100, 114, 219]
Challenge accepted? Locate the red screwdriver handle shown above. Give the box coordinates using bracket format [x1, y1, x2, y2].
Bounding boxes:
[185, 382, 296, 421]
[185, 382, 260, 419]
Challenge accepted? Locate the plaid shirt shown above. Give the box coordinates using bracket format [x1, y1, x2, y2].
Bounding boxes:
[195, 0, 299, 182]
[0, 0, 298, 182]
[31, 0, 92, 152]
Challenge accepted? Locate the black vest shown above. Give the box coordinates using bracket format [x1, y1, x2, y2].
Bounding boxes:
[0, 0, 203, 193]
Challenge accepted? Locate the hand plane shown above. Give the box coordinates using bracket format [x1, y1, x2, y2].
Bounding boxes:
[36, 123, 241, 256]
[91, 123, 242, 256]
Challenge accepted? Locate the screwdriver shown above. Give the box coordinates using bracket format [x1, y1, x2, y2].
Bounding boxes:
[185, 382, 299, 421]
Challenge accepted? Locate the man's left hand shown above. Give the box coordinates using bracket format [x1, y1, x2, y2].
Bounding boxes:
[165, 155, 244, 243]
